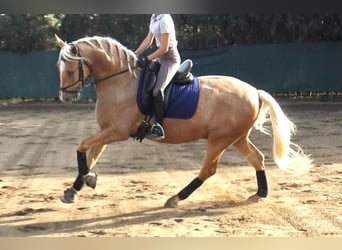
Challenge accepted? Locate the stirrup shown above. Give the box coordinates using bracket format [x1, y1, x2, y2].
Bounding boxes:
[147, 123, 165, 140]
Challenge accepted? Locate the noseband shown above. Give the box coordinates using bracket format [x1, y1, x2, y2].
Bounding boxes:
[59, 44, 138, 94]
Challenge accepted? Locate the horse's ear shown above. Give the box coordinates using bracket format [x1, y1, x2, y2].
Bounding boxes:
[70, 45, 78, 56]
[55, 34, 66, 48]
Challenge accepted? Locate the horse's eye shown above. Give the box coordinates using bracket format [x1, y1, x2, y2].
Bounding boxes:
[67, 69, 77, 75]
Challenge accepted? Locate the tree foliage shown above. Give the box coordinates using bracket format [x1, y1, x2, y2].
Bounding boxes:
[1, 14, 342, 53]
[0, 14, 60, 52]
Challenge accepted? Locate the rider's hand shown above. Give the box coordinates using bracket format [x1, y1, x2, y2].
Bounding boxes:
[137, 55, 150, 68]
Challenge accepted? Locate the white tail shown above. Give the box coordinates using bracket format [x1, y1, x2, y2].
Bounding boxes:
[254, 90, 313, 174]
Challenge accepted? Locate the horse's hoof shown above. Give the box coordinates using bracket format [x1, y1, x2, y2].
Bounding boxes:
[83, 172, 97, 189]
[61, 187, 77, 203]
[256, 189, 268, 198]
[247, 193, 265, 202]
[164, 195, 180, 208]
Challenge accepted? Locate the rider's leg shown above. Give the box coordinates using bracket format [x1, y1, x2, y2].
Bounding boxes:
[148, 49, 180, 140]
[147, 90, 166, 140]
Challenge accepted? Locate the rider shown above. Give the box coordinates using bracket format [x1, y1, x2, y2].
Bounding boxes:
[135, 14, 181, 140]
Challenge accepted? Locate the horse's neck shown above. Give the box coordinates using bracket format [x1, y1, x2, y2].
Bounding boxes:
[83, 42, 139, 105]
[95, 71, 139, 105]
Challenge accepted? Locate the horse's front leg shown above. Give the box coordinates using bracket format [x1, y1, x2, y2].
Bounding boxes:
[79, 144, 108, 190]
[61, 127, 126, 203]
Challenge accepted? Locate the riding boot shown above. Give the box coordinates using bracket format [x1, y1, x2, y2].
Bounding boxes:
[147, 90, 165, 140]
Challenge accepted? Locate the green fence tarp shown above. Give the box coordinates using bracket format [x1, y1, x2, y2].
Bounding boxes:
[0, 42, 341, 98]
[184, 42, 342, 92]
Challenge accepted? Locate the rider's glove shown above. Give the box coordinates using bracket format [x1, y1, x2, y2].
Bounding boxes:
[137, 55, 150, 68]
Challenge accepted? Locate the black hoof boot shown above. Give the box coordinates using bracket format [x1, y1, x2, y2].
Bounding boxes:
[164, 195, 180, 208]
[61, 187, 77, 203]
[83, 172, 97, 189]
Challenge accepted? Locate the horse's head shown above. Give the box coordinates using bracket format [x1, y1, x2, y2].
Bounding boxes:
[55, 35, 140, 103]
[55, 34, 92, 103]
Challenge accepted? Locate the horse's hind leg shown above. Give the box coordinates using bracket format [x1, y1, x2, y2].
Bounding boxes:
[233, 135, 268, 198]
[88, 144, 107, 169]
[164, 139, 227, 208]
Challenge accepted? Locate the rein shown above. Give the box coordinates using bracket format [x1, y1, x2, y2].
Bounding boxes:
[60, 46, 138, 94]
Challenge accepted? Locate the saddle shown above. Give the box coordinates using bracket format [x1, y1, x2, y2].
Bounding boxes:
[139, 59, 194, 115]
[135, 59, 194, 142]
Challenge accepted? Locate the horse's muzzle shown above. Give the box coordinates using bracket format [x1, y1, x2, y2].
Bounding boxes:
[59, 90, 80, 103]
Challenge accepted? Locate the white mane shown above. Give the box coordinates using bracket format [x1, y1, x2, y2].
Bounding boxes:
[59, 36, 138, 77]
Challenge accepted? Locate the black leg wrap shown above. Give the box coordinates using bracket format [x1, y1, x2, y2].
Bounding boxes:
[77, 150, 89, 176]
[178, 177, 204, 200]
[256, 170, 268, 197]
[72, 175, 84, 191]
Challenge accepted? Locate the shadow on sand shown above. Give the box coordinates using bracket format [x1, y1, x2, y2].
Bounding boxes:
[0, 196, 262, 236]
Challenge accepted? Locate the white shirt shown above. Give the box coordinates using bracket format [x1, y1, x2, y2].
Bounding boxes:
[149, 14, 178, 48]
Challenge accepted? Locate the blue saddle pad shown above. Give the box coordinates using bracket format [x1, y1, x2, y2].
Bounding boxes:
[137, 76, 200, 119]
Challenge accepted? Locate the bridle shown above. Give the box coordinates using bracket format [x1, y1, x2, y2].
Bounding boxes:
[59, 59, 86, 94]
[59, 44, 138, 94]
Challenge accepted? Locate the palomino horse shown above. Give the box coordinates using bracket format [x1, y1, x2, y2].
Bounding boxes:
[55, 35, 312, 207]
